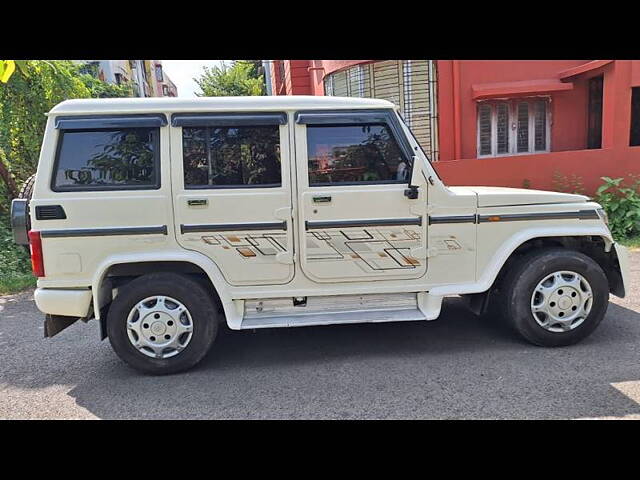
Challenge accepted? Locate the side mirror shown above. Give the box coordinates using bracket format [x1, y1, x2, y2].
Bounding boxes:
[404, 156, 420, 200]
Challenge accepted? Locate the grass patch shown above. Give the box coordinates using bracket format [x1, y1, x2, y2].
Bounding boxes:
[618, 235, 640, 250]
[0, 217, 36, 295]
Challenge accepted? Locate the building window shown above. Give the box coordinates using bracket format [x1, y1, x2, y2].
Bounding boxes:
[162, 85, 169, 96]
[321, 60, 437, 161]
[477, 98, 550, 157]
[155, 65, 163, 82]
[53, 128, 159, 191]
[114, 73, 123, 85]
[587, 75, 604, 149]
[306, 124, 409, 185]
[630, 87, 640, 146]
[324, 74, 334, 96]
[182, 126, 281, 188]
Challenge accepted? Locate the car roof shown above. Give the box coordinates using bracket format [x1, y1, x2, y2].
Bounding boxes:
[49, 95, 397, 116]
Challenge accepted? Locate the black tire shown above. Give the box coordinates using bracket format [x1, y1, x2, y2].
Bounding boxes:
[107, 272, 218, 375]
[500, 248, 609, 347]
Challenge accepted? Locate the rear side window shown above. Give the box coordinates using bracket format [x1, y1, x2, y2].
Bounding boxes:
[182, 126, 281, 188]
[53, 128, 159, 191]
[306, 124, 409, 186]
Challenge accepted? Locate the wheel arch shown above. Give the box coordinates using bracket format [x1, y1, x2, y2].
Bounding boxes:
[91, 250, 239, 328]
[485, 230, 624, 300]
[432, 225, 615, 298]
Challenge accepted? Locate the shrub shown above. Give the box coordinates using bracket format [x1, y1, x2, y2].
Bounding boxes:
[595, 176, 640, 240]
[0, 217, 35, 294]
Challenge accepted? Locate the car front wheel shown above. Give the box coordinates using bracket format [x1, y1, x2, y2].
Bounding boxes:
[500, 248, 610, 347]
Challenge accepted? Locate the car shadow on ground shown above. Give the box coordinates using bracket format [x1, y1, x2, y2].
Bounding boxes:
[2, 295, 640, 419]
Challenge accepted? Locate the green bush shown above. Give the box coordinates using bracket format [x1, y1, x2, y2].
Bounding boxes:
[0, 217, 35, 294]
[595, 176, 640, 240]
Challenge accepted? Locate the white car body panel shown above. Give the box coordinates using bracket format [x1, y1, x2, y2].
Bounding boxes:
[23, 96, 627, 332]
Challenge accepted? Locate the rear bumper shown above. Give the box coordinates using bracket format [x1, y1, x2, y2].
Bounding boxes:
[34, 288, 92, 318]
[613, 243, 631, 298]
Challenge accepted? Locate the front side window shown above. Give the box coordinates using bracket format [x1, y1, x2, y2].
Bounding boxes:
[307, 124, 409, 185]
[53, 127, 159, 191]
[477, 98, 550, 157]
[182, 125, 281, 188]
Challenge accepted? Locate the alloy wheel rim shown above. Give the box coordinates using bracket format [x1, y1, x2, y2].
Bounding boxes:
[530, 270, 593, 333]
[126, 295, 193, 359]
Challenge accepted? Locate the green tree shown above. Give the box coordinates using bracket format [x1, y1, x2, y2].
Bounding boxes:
[194, 60, 265, 97]
[0, 60, 131, 209]
[0, 60, 28, 83]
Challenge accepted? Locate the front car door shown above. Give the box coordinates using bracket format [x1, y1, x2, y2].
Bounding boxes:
[170, 112, 294, 286]
[293, 109, 428, 284]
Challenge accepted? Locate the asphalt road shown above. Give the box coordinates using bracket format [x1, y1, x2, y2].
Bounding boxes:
[1, 251, 639, 420]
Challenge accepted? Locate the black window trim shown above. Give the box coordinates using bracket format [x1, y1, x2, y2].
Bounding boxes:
[50, 127, 162, 193]
[172, 111, 287, 127]
[297, 109, 414, 188]
[54, 114, 167, 130]
[180, 118, 285, 191]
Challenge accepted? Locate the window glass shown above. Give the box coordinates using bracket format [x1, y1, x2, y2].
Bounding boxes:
[631, 88, 640, 146]
[307, 124, 409, 185]
[516, 102, 530, 152]
[478, 104, 492, 156]
[182, 126, 281, 188]
[587, 76, 604, 149]
[496, 103, 509, 154]
[53, 128, 158, 190]
[534, 100, 547, 151]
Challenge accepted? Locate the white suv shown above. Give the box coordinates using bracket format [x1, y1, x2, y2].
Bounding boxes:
[11, 96, 630, 374]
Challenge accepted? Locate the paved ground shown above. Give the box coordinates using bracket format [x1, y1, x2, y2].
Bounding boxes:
[1, 251, 639, 420]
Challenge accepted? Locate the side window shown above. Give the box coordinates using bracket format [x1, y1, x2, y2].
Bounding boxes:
[53, 127, 159, 191]
[306, 124, 409, 186]
[182, 125, 281, 188]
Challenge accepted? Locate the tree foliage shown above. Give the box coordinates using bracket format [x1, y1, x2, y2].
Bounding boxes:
[194, 61, 265, 97]
[0, 60, 132, 210]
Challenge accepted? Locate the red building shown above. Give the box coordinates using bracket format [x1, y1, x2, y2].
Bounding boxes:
[266, 60, 640, 194]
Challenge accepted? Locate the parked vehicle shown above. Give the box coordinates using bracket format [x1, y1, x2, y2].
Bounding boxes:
[11, 96, 630, 374]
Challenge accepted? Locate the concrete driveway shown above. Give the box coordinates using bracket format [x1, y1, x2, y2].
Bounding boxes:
[1, 250, 639, 419]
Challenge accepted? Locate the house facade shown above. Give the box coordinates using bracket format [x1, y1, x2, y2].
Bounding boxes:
[265, 60, 640, 193]
[80, 60, 178, 97]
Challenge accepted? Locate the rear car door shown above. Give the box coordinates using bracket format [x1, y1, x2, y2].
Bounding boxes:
[170, 112, 294, 286]
[293, 109, 428, 283]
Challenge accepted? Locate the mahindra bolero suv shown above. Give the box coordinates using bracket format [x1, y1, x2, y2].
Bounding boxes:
[10, 96, 630, 374]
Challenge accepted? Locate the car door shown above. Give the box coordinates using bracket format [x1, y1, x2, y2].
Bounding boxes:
[170, 111, 294, 286]
[293, 109, 428, 284]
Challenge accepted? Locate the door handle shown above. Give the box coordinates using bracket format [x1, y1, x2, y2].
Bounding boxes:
[313, 195, 332, 203]
[187, 199, 208, 207]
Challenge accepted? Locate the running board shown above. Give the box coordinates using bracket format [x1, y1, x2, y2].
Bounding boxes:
[238, 292, 439, 330]
[240, 308, 427, 329]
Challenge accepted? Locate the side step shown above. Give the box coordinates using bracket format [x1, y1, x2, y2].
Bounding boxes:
[239, 293, 431, 330]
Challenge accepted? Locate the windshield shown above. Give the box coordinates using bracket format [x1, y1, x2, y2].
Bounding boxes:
[396, 111, 442, 181]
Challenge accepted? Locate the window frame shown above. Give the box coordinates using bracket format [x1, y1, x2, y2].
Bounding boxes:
[174, 112, 288, 191]
[50, 126, 162, 193]
[296, 109, 414, 187]
[476, 97, 551, 158]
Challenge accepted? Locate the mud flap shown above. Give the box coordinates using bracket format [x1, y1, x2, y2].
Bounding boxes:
[44, 314, 79, 338]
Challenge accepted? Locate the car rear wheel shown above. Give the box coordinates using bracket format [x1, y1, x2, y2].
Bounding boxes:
[107, 272, 218, 374]
[500, 248, 609, 347]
